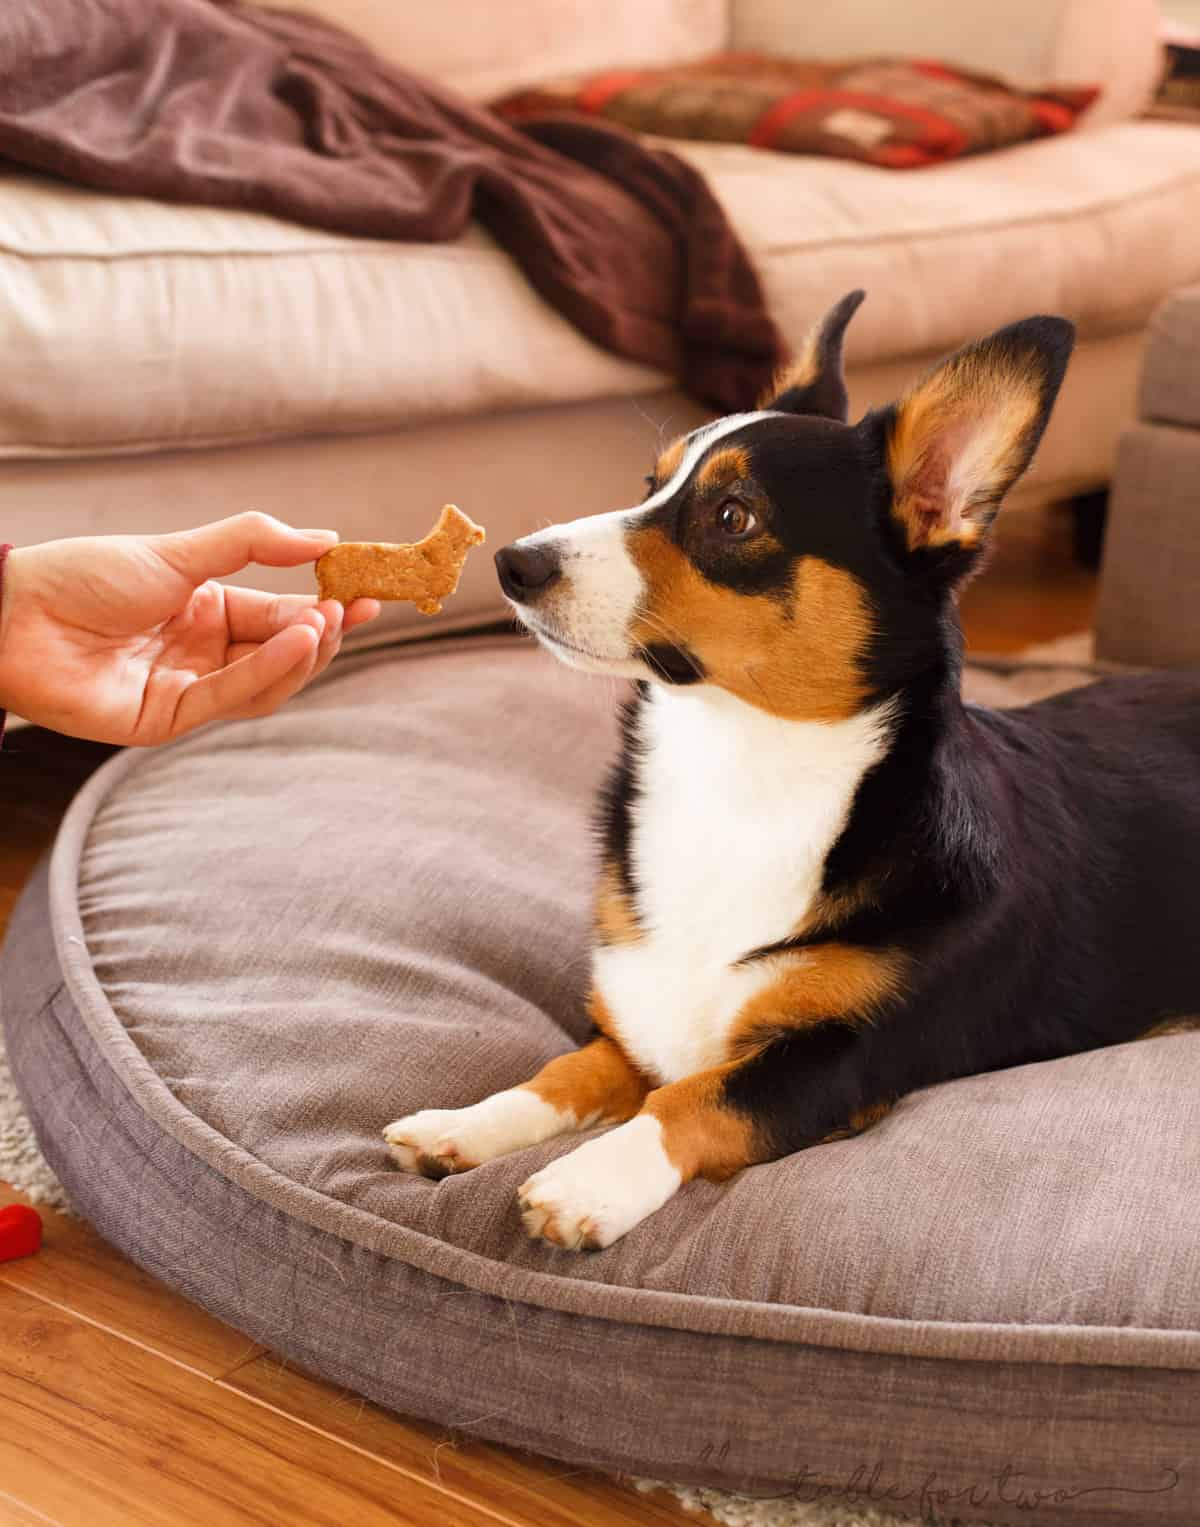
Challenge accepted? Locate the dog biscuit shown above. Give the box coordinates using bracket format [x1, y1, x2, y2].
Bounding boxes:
[316, 505, 485, 615]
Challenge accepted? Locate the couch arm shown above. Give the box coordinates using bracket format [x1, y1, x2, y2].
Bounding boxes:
[729, 0, 1164, 126]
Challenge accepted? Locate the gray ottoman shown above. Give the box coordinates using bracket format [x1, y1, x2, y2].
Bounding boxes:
[3, 636, 1199, 1526]
[1097, 284, 1200, 669]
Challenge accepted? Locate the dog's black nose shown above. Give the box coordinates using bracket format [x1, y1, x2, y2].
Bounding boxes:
[495, 542, 561, 603]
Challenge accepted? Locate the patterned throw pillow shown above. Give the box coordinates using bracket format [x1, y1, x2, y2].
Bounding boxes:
[495, 53, 1099, 168]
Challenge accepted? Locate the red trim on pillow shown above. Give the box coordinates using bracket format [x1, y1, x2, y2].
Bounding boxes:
[747, 89, 828, 149]
[576, 70, 648, 114]
[909, 60, 964, 82]
[1029, 97, 1076, 133]
[872, 142, 936, 168]
[750, 88, 970, 160]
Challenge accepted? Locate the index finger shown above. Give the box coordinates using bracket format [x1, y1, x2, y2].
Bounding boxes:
[156, 512, 339, 583]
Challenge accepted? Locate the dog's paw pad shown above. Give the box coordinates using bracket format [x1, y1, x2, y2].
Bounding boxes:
[518, 1172, 609, 1251]
[415, 1144, 475, 1179]
[382, 1113, 477, 1178]
[516, 1117, 683, 1251]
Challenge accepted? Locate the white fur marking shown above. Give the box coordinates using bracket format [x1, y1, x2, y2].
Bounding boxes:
[518, 1114, 682, 1249]
[595, 686, 895, 1085]
[383, 1088, 570, 1174]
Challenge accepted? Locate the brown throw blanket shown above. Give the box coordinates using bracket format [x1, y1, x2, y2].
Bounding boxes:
[0, 0, 782, 412]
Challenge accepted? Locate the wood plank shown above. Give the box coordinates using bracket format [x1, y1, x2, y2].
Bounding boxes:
[225, 1355, 690, 1527]
[0, 1186, 265, 1380]
[0, 1487, 65, 1526]
[0, 1282, 505, 1527]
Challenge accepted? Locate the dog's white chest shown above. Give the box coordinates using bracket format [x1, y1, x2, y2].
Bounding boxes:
[592, 688, 890, 1086]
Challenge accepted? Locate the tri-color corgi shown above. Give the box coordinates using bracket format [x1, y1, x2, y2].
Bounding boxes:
[384, 292, 1200, 1250]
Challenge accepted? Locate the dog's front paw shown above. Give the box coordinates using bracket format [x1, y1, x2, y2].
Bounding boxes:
[383, 1108, 480, 1178]
[518, 1116, 682, 1251]
[383, 1088, 568, 1179]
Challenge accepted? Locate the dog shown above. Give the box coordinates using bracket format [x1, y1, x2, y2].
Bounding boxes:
[384, 292, 1200, 1250]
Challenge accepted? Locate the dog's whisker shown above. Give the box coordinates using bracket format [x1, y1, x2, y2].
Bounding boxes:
[632, 607, 705, 678]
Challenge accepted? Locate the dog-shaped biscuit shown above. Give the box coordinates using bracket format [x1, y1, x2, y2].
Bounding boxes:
[316, 505, 485, 615]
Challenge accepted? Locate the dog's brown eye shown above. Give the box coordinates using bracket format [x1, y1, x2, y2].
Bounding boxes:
[719, 500, 758, 538]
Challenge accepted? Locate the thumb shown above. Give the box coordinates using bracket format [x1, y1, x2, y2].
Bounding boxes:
[154, 512, 338, 583]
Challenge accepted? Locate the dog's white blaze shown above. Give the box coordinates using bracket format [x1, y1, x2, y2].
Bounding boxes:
[519, 1113, 681, 1248]
[515, 413, 776, 669]
[594, 685, 895, 1085]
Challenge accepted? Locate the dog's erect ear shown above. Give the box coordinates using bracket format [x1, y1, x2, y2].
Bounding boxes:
[761, 290, 865, 422]
[872, 316, 1074, 564]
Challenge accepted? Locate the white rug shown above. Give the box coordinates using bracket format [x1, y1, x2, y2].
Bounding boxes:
[0, 634, 1108, 1527]
[0, 1026, 70, 1210]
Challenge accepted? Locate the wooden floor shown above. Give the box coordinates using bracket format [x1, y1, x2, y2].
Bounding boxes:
[0, 503, 1098, 1527]
[956, 498, 1099, 654]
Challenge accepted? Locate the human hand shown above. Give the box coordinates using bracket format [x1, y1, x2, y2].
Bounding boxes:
[0, 513, 381, 745]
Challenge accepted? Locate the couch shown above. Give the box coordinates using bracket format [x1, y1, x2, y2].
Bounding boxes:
[1097, 281, 1200, 668]
[0, 0, 1190, 644]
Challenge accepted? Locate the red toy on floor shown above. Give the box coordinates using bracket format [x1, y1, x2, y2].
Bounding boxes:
[0, 1203, 42, 1261]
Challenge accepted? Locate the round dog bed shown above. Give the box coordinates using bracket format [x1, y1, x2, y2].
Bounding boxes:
[4, 635, 1199, 1526]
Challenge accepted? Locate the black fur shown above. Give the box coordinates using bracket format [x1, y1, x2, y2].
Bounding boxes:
[595, 686, 647, 932]
[726, 673, 1200, 1153]
[767, 288, 865, 422]
[637, 642, 706, 685]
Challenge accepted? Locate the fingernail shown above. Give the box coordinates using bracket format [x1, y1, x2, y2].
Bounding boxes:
[300, 528, 339, 544]
[303, 610, 326, 636]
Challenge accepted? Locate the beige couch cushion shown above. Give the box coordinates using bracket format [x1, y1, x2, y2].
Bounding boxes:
[677, 121, 1200, 375]
[262, 0, 729, 101]
[0, 171, 660, 460]
[4, 120, 1199, 459]
[731, 0, 1164, 126]
[286, 0, 1160, 127]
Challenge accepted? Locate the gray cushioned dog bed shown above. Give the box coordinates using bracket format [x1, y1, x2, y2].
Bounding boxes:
[3, 635, 1199, 1527]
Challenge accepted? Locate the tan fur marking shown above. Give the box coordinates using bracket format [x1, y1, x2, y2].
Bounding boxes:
[1139, 1016, 1200, 1040]
[654, 436, 686, 485]
[888, 354, 1042, 551]
[521, 1036, 648, 1126]
[595, 862, 642, 946]
[587, 987, 622, 1042]
[730, 944, 907, 1055]
[628, 526, 873, 720]
[696, 445, 751, 491]
[794, 879, 878, 941]
[821, 1098, 893, 1144]
[646, 1064, 763, 1182]
[606, 946, 904, 1182]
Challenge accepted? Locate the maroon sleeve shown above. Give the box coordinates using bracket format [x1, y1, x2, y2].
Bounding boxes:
[0, 543, 11, 748]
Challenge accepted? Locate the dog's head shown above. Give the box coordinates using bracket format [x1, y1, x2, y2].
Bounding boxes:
[496, 293, 1074, 721]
